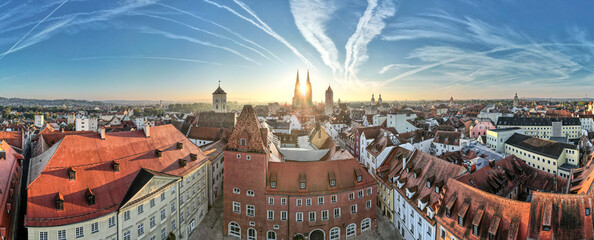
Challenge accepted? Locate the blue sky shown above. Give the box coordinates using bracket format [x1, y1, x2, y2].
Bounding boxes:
[1, 0, 593, 103]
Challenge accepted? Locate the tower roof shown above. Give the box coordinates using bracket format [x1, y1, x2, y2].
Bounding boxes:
[213, 81, 226, 94]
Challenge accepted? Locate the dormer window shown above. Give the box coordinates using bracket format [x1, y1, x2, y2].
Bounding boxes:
[55, 193, 64, 211]
[445, 196, 457, 218]
[240, 138, 247, 146]
[587, 208, 591, 216]
[435, 186, 440, 193]
[190, 153, 198, 161]
[413, 172, 418, 179]
[86, 188, 95, 205]
[426, 181, 431, 188]
[112, 161, 120, 173]
[155, 149, 162, 157]
[68, 168, 76, 181]
[299, 173, 307, 189]
[472, 208, 484, 237]
[300, 182, 306, 189]
[354, 168, 362, 183]
[330, 180, 336, 187]
[542, 203, 552, 231]
[270, 181, 276, 189]
[179, 159, 187, 167]
[177, 142, 184, 149]
[357, 175, 362, 182]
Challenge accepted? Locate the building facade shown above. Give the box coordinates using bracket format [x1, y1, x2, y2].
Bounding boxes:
[25, 125, 210, 240]
[223, 105, 377, 240]
[0, 141, 23, 240]
[485, 127, 525, 153]
[496, 117, 582, 140]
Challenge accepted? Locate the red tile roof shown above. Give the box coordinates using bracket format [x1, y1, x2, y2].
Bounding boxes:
[436, 178, 531, 240]
[0, 131, 24, 151]
[187, 126, 231, 142]
[266, 158, 374, 195]
[25, 124, 208, 227]
[527, 192, 594, 239]
[433, 130, 461, 146]
[226, 105, 267, 153]
[0, 141, 20, 240]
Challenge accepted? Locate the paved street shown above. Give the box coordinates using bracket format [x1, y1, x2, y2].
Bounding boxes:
[190, 198, 403, 240]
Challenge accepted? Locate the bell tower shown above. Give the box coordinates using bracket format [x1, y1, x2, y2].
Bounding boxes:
[213, 81, 227, 112]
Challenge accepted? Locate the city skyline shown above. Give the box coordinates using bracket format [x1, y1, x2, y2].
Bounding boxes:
[1, 0, 594, 102]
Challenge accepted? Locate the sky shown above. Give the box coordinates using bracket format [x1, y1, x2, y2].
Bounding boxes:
[1, 0, 593, 103]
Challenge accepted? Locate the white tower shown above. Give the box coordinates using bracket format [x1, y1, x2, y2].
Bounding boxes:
[325, 86, 333, 116]
[34, 114, 44, 128]
[213, 81, 227, 112]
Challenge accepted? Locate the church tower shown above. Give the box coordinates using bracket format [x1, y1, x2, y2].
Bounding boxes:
[305, 70, 313, 106]
[371, 94, 375, 105]
[212, 81, 227, 112]
[292, 71, 302, 107]
[513, 93, 519, 107]
[325, 85, 333, 116]
[378, 94, 383, 105]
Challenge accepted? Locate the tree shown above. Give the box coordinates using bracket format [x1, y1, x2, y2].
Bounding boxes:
[166, 232, 176, 240]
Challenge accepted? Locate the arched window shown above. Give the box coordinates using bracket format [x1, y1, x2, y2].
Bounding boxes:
[248, 228, 257, 240]
[346, 223, 356, 238]
[267, 230, 277, 240]
[330, 227, 340, 240]
[361, 218, 371, 232]
[228, 222, 240, 237]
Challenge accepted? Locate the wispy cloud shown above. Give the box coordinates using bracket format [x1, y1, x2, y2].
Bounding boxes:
[344, 0, 396, 82]
[0, 0, 70, 60]
[70, 55, 253, 68]
[140, 27, 261, 65]
[204, 0, 316, 70]
[157, 3, 287, 66]
[289, 0, 340, 74]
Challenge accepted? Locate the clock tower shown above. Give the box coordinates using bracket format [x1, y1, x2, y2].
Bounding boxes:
[213, 81, 227, 112]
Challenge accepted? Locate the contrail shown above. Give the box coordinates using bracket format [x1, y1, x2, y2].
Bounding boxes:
[0, 0, 69, 60]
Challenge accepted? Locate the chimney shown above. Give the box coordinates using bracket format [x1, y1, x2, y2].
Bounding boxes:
[100, 128, 106, 140]
[144, 124, 150, 138]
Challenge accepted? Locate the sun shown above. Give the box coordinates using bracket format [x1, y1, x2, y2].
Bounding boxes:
[300, 83, 306, 96]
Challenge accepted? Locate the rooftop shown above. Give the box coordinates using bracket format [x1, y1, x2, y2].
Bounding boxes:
[505, 133, 577, 159]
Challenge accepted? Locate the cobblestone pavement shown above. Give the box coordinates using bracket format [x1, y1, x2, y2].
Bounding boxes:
[190, 198, 403, 240]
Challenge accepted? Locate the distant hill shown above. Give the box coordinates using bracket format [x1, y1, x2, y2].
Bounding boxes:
[0, 97, 105, 107]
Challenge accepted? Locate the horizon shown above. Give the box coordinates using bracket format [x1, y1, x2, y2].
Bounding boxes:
[1, 0, 593, 102]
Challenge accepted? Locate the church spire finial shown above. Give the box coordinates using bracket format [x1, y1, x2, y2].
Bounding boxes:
[218, 80, 221, 87]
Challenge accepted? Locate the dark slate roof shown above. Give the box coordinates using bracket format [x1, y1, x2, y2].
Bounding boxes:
[197, 112, 236, 129]
[212, 86, 226, 94]
[497, 117, 580, 126]
[490, 127, 523, 132]
[505, 133, 577, 159]
[120, 168, 179, 206]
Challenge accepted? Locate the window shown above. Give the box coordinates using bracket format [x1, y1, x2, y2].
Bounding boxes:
[109, 216, 115, 227]
[366, 200, 372, 209]
[161, 192, 166, 201]
[172, 219, 176, 230]
[150, 216, 156, 228]
[361, 218, 371, 232]
[322, 210, 329, 220]
[123, 231, 130, 240]
[229, 222, 241, 237]
[351, 204, 358, 214]
[247, 190, 254, 196]
[440, 227, 446, 239]
[281, 198, 287, 205]
[76, 226, 84, 238]
[233, 202, 241, 213]
[240, 138, 247, 146]
[150, 198, 156, 208]
[270, 181, 276, 188]
[334, 208, 341, 218]
[40, 232, 48, 240]
[331, 195, 337, 203]
[91, 222, 98, 233]
[138, 223, 145, 236]
[367, 187, 372, 196]
[330, 179, 336, 187]
[309, 211, 316, 222]
[246, 155, 251, 160]
[296, 212, 303, 222]
[124, 210, 130, 220]
[161, 209, 166, 220]
[248, 228, 257, 240]
[300, 182, 306, 189]
[138, 204, 144, 214]
[297, 199, 302, 206]
[306, 198, 312, 206]
[268, 210, 274, 220]
[161, 228, 166, 240]
[269, 197, 274, 205]
[171, 202, 176, 213]
[233, 188, 240, 194]
[58, 230, 66, 240]
[587, 208, 591, 216]
[237, 154, 241, 159]
[330, 227, 340, 240]
[347, 223, 356, 237]
[247, 205, 255, 217]
[318, 197, 324, 205]
[349, 192, 355, 200]
[358, 190, 364, 198]
[281, 211, 287, 221]
[267, 231, 277, 240]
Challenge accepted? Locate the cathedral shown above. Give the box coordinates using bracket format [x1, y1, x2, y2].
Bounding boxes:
[292, 70, 313, 108]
